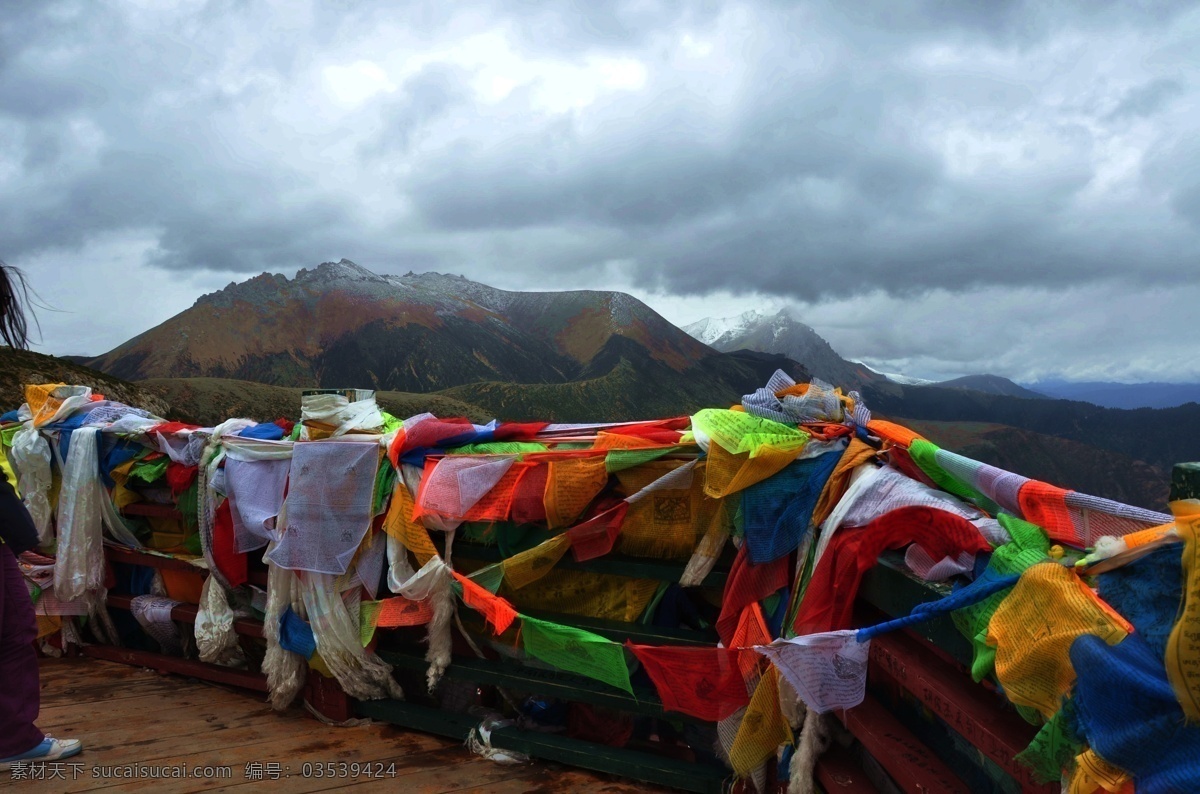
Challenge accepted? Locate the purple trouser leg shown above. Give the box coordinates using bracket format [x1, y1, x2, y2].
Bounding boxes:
[0, 546, 43, 757]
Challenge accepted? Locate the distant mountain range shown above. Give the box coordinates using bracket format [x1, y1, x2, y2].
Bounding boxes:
[1027, 380, 1200, 410]
[682, 308, 1198, 508]
[684, 309, 1197, 408]
[683, 308, 1054, 399]
[6, 261, 1187, 511]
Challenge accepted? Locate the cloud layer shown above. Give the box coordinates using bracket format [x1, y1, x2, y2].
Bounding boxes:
[4, 1, 1199, 381]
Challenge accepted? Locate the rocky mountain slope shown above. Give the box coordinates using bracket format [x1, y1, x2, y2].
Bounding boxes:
[84, 260, 810, 419]
[61, 262, 1194, 510]
[87, 260, 716, 390]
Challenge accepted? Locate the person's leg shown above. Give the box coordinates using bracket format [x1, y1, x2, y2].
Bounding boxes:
[0, 546, 44, 757]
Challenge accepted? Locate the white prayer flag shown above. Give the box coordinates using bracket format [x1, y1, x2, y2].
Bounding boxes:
[755, 630, 869, 714]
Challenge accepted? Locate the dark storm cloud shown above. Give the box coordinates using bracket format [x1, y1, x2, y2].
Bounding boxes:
[403, 0, 1200, 298]
[4, 0, 1200, 378]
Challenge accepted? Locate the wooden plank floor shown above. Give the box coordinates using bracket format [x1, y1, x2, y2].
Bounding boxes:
[7, 657, 669, 793]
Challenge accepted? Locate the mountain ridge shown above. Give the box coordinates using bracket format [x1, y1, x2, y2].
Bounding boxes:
[1029, 379, 1200, 410]
[934, 374, 1049, 400]
[82, 261, 814, 421]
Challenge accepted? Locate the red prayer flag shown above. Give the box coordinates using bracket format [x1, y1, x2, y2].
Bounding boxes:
[388, 416, 474, 467]
[453, 571, 518, 635]
[566, 502, 630, 561]
[716, 546, 789, 646]
[375, 596, 434, 627]
[462, 462, 530, 522]
[149, 421, 202, 435]
[793, 505, 991, 635]
[165, 462, 198, 496]
[510, 463, 549, 525]
[212, 498, 247, 587]
[628, 644, 752, 721]
[492, 422, 550, 441]
[1018, 480, 1077, 546]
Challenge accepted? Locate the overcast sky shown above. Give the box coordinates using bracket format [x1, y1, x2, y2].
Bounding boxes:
[4, 0, 1200, 383]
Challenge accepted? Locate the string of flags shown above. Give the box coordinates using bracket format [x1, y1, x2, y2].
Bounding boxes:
[4, 377, 1198, 792]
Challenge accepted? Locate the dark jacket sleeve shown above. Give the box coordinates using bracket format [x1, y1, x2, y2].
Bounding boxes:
[0, 469, 39, 555]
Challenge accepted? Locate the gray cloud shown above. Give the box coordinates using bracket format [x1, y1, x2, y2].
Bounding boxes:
[3, 0, 1200, 380]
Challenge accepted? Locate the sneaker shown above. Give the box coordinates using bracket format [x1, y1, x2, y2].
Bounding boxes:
[0, 737, 83, 770]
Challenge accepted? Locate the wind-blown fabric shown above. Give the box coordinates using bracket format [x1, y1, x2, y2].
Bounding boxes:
[741, 448, 843, 565]
[1097, 543, 1181, 662]
[1072, 632, 1200, 794]
[988, 562, 1131, 718]
[756, 630, 869, 714]
[521, 616, 632, 694]
[413, 455, 516, 530]
[22, 370, 1200, 791]
[794, 506, 991, 635]
[716, 546, 790, 646]
[267, 441, 379, 575]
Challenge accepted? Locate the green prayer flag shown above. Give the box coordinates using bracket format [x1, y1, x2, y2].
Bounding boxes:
[449, 441, 547, 456]
[380, 412, 402, 434]
[952, 513, 1051, 681]
[908, 439, 990, 509]
[360, 600, 382, 647]
[520, 615, 633, 694]
[604, 446, 679, 473]
[691, 409, 807, 456]
[129, 457, 169, 484]
[1015, 702, 1082, 783]
[372, 462, 396, 516]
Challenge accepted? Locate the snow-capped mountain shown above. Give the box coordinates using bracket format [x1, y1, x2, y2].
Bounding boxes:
[684, 310, 772, 347]
[683, 309, 884, 390]
[851, 363, 937, 387]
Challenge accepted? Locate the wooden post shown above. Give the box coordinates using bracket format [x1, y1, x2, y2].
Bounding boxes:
[1171, 462, 1200, 501]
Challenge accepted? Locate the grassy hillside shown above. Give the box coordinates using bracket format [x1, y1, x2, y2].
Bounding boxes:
[0, 348, 170, 416]
[865, 382, 1200, 475]
[143, 377, 490, 426]
[901, 418, 1169, 510]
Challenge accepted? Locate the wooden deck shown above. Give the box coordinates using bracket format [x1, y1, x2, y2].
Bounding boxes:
[9, 657, 668, 793]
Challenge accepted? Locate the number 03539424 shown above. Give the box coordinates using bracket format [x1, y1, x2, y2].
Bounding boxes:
[300, 762, 397, 779]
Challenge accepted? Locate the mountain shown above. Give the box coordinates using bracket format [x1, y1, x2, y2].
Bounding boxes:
[862, 381, 1200, 504]
[933, 374, 1049, 400]
[85, 260, 810, 415]
[0, 348, 170, 417]
[682, 309, 883, 390]
[70, 260, 1195, 511]
[1029, 380, 1200, 410]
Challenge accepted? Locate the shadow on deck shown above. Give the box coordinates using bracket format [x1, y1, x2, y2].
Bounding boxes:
[9, 657, 668, 793]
